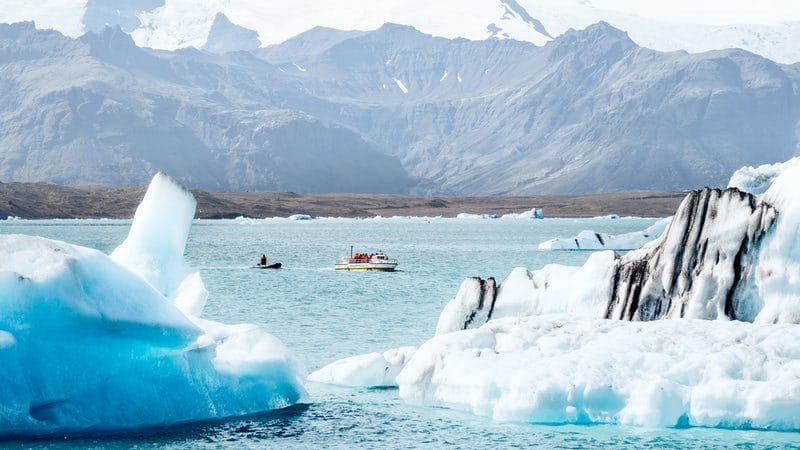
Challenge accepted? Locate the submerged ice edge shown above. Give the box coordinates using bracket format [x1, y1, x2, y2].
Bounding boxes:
[0, 173, 306, 436]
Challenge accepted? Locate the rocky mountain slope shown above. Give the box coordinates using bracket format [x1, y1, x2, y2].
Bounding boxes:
[0, 21, 798, 194]
[0, 22, 411, 193]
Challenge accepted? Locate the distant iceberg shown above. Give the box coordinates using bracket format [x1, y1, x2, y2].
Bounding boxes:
[288, 214, 313, 220]
[0, 173, 306, 436]
[538, 217, 670, 251]
[310, 158, 800, 431]
[456, 208, 542, 220]
[456, 212, 497, 219]
[501, 208, 544, 219]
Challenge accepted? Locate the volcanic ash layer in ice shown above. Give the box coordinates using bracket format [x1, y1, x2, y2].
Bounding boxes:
[0, 173, 306, 437]
[311, 157, 800, 430]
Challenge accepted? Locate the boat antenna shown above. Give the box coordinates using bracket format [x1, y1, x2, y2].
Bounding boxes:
[350, 245, 353, 258]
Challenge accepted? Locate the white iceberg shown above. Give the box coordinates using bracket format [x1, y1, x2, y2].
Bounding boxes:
[398, 315, 800, 429]
[456, 213, 497, 219]
[311, 158, 800, 431]
[0, 173, 306, 436]
[307, 347, 417, 388]
[456, 208, 543, 220]
[288, 214, 312, 220]
[537, 217, 671, 251]
[500, 208, 544, 219]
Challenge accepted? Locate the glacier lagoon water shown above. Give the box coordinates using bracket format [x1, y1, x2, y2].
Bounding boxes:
[1, 217, 797, 448]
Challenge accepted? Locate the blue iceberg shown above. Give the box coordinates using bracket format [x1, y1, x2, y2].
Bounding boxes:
[0, 173, 306, 436]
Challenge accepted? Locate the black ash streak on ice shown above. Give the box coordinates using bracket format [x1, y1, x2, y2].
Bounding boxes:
[461, 277, 499, 330]
[607, 188, 776, 322]
[463, 187, 777, 328]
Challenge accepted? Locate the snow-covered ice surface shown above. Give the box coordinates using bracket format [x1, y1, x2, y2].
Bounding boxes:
[393, 78, 409, 94]
[0, 173, 306, 436]
[398, 315, 800, 429]
[311, 158, 800, 431]
[728, 156, 800, 195]
[538, 217, 670, 250]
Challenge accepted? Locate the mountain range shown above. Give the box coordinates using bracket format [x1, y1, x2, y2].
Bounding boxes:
[0, 20, 798, 194]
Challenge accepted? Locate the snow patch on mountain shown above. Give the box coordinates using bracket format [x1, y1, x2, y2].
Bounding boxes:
[394, 78, 409, 94]
[518, 0, 800, 63]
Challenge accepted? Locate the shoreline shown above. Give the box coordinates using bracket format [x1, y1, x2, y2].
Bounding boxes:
[0, 182, 686, 220]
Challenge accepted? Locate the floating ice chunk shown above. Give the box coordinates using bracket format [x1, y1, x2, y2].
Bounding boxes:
[0, 174, 306, 436]
[500, 208, 544, 219]
[311, 157, 800, 431]
[394, 78, 409, 94]
[288, 214, 312, 220]
[455, 209, 542, 220]
[0, 330, 15, 348]
[456, 213, 497, 219]
[538, 217, 670, 251]
[308, 347, 417, 388]
[728, 157, 800, 195]
[397, 315, 800, 430]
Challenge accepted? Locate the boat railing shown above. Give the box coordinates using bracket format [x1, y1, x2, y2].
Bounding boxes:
[336, 257, 397, 264]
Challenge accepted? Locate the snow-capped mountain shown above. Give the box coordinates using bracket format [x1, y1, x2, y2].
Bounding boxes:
[3, 0, 800, 62]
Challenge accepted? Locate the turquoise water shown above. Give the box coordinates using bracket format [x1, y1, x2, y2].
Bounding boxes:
[1, 217, 798, 448]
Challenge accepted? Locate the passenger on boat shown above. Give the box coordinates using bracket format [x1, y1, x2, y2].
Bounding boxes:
[259, 254, 267, 266]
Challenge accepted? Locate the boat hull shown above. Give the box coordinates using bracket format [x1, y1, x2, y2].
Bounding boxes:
[334, 263, 397, 272]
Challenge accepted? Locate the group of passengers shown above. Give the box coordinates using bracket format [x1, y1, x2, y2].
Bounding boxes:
[352, 252, 376, 262]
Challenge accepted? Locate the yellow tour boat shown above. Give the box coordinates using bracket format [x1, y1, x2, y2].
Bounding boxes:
[335, 249, 397, 272]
